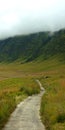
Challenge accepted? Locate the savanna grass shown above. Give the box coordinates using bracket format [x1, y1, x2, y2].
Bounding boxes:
[40, 71, 65, 130]
[0, 57, 65, 130]
[0, 78, 40, 129]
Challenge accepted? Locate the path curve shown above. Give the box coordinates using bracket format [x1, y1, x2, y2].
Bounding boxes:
[3, 80, 45, 130]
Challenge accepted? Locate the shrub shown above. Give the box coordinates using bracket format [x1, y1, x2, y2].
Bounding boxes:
[57, 113, 65, 123]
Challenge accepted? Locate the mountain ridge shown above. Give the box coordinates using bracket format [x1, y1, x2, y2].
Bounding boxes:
[0, 29, 65, 63]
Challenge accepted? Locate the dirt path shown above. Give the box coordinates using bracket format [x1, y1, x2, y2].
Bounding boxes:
[3, 80, 45, 130]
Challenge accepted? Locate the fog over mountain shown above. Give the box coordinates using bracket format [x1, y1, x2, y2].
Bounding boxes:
[0, 0, 65, 39]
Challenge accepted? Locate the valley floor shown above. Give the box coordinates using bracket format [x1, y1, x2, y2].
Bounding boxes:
[0, 58, 65, 130]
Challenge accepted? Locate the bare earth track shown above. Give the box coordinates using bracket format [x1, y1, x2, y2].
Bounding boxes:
[3, 80, 45, 130]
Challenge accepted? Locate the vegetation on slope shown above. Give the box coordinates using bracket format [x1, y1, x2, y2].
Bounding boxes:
[0, 29, 65, 62]
[42, 29, 65, 60]
[0, 32, 49, 62]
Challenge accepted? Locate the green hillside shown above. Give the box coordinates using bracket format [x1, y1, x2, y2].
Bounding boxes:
[0, 32, 49, 62]
[0, 29, 65, 63]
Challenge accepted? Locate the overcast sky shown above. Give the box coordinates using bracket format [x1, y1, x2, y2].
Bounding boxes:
[0, 0, 65, 39]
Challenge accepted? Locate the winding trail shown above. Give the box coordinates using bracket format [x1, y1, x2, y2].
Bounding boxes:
[3, 80, 45, 130]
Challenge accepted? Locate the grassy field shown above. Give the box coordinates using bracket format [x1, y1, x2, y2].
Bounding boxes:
[0, 77, 40, 129]
[0, 57, 65, 130]
[40, 62, 65, 130]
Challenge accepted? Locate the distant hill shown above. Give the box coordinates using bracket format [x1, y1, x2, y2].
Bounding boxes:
[0, 29, 65, 63]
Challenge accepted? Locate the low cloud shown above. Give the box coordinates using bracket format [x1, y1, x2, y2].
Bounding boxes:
[0, 0, 65, 39]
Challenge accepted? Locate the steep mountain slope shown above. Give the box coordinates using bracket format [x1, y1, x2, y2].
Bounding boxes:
[42, 29, 65, 59]
[0, 29, 65, 63]
[0, 32, 49, 62]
